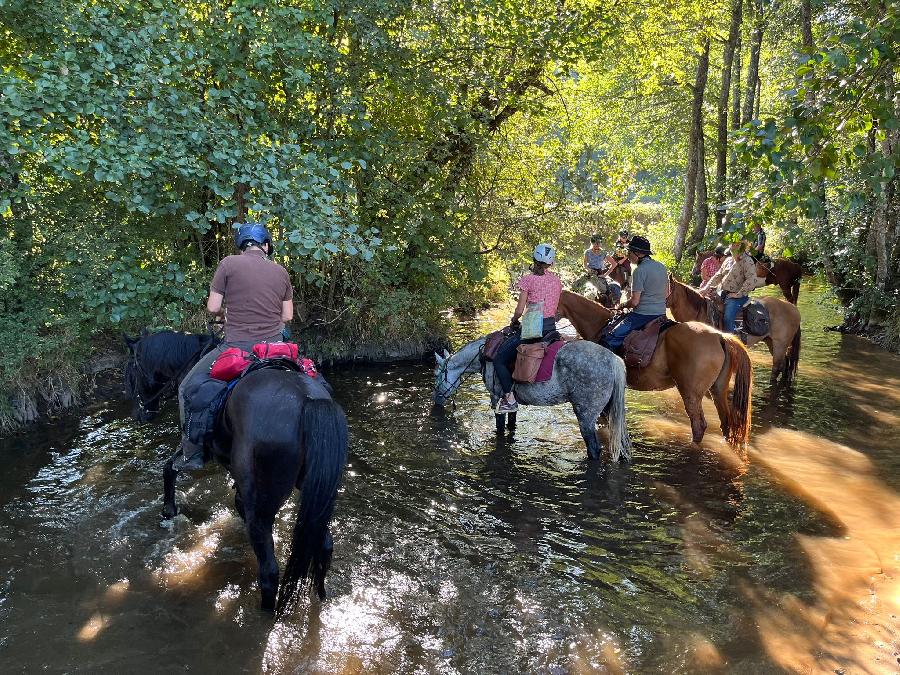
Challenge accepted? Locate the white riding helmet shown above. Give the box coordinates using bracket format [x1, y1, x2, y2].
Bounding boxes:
[533, 243, 556, 264]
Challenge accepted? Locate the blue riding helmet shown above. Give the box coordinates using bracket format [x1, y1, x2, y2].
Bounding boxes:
[234, 223, 272, 250]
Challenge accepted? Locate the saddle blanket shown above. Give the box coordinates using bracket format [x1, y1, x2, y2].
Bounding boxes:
[534, 339, 565, 383]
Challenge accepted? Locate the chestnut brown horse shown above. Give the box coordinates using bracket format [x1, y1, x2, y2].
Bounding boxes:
[692, 250, 803, 304]
[666, 276, 801, 385]
[556, 291, 753, 453]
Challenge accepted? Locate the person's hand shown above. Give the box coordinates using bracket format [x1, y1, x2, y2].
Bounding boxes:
[509, 317, 520, 329]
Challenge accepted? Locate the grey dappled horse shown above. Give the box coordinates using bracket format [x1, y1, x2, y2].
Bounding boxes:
[433, 337, 632, 462]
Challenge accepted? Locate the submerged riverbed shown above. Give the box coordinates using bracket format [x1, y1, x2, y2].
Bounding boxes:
[0, 280, 897, 673]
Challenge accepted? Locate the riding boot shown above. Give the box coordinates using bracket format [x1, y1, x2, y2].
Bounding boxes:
[172, 438, 206, 471]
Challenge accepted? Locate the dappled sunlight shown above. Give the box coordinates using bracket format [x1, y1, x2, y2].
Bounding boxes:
[76, 612, 109, 642]
[747, 428, 900, 673]
[153, 508, 235, 588]
[636, 412, 748, 470]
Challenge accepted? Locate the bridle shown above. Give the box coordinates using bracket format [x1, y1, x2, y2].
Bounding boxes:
[129, 339, 216, 416]
[436, 346, 484, 400]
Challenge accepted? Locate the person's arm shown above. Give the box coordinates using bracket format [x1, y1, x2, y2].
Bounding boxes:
[511, 291, 528, 325]
[584, 252, 591, 272]
[620, 290, 641, 309]
[700, 261, 727, 293]
[281, 300, 294, 322]
[207, 291, 225, 318]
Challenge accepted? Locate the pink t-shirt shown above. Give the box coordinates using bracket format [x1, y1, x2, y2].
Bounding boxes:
[700, 255, 722, 283]
[517, 272, 562, 317]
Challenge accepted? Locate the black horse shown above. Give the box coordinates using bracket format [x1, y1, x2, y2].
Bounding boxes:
[124, 330, 348, 614]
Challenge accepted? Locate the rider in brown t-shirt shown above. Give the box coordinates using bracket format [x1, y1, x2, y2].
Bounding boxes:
[174, 223, 294, 469]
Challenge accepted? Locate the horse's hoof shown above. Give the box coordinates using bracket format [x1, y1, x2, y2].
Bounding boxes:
[161, 506, 179, 520]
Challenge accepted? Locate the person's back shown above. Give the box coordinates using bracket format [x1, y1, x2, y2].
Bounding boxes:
[211, 250, 291, 343]
[631, 256, 667, 315]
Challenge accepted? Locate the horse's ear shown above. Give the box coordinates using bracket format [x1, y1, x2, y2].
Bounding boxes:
[434, 351, 444, 364]
[442, 348, 450, 360]
[123, 333, 138, 351]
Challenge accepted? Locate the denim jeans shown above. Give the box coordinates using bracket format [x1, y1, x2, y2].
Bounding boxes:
[723, 296, 748, 333]
[600, 312, 664, 350]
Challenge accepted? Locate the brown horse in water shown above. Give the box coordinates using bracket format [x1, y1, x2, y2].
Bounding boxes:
[666, 276, 802, 385]
[692, 250, 803, 304]
[556, 291, 753, 452]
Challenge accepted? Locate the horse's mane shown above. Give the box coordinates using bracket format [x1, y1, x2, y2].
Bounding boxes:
[137, 330, 216, 374]
[559, 289, 612, 317]
[671, 278, 706, 317]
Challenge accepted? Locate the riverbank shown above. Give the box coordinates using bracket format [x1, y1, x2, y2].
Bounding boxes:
[0, 323, 452, 434]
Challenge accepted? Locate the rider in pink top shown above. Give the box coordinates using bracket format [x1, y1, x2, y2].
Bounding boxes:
[494, 243, 561, 414]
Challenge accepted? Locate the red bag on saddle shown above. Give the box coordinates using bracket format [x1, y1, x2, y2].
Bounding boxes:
[209, 347, 251, 381]
[252, 341, 299, 361]
[209, 342, 319, 382]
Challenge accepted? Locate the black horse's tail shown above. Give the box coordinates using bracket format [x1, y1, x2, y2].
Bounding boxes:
[275, 398, 348, 615]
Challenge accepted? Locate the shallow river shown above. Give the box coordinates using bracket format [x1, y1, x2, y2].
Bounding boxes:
[1, 280, 898, 673]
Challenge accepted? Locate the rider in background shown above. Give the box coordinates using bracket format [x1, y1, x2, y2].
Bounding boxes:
[575, 233, 608, 290]
[700, 244, 728, 284]
[699, 238, 757, 333]
[751, 223, 766, 261]
[600, 235, 668, 354]
[174, 222, 294, 470]
[606, 228, 631, 280]
[493, 243, 562, 414]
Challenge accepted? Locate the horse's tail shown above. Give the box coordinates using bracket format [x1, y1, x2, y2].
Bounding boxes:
[605, 356, 632, 462]
[721, 334, 753, 450]
[275, 398, 348, 616]
[785, 326, 801, 383]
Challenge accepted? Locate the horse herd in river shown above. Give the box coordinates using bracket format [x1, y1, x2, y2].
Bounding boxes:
[123, 254, 803, 613]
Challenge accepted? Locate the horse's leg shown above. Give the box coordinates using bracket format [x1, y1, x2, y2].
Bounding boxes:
[679, 388, 708, 444]
[572, 404, 601, 460]
[506, 411, 517, 432]
[778, 280, 793, 303]
[162, 454, 179, 519]
[763, 336, 784, 384]
[234, 488, 246, 522]
[240, 486, 280, 612]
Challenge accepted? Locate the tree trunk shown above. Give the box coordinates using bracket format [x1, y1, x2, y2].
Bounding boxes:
[742, 0, 764, 125]
[715, 0, 743, 229]
[674, 41, 711, 263]
[873, 72, 897, 295]
[732, 36, 742, 132]
[800, 0, 814, 50]
[689, 130, 710, 249]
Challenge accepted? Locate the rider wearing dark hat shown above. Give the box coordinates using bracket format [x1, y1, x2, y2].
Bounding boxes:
[174, 222, 294, 470]
[600, 235, 669, 354]
[606, 228, 632, 280]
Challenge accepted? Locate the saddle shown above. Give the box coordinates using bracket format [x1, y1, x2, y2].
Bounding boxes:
[183, 343, 323, 449]
[622, 317, 676, 369]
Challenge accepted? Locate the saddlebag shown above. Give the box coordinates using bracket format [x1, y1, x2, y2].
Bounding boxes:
[743, 300, 770, 336]
[512, 343, 546, 383]
[483, 328, 514, 361]
[210, 342, 318, 382]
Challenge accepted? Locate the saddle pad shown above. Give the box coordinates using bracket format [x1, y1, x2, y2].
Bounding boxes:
[533, 340, 565, 383]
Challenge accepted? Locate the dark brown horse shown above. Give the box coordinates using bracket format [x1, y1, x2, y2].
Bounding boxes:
[692, 250, 803, 304]
[667, 276, 802, 385]
[556, 291, 753, 453]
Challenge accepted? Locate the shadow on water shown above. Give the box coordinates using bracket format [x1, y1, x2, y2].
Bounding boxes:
[0, 278, 898, 672]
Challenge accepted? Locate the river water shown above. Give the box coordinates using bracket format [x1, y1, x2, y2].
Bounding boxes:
[1, 280, 898, 673]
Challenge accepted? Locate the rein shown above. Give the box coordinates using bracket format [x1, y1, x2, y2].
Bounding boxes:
[131, 339, 217, 414]
[438, 345, 484, 397]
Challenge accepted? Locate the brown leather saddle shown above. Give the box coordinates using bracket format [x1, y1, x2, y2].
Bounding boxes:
[622, 317, 676, 369]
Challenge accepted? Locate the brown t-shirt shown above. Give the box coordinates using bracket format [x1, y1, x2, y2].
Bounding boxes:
[210, 249, 293, 343]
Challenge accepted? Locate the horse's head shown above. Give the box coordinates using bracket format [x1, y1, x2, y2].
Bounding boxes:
[433, 339, 484, 406]
[124, 333, 163, 422]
